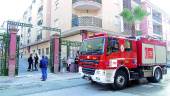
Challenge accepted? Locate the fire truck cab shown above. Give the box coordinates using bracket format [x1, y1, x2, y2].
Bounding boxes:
[78, 33, 167, 90]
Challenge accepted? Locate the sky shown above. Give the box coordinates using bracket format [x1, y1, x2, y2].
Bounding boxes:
[0, 0, 31, 26]
[0, 0, 170, 26]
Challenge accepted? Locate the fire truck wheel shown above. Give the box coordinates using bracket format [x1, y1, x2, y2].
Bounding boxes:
[112, 70, 128, 90]
[147, 68, 162, 83]
[90, 80, 96, 84]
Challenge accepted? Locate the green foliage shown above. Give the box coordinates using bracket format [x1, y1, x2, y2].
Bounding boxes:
[120, 6, 149, 23]
[120, 8, 134, 23]
[133, 6, 149, 21]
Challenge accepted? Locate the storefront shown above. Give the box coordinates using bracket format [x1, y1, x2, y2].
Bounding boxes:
[60, 38, 82, 72]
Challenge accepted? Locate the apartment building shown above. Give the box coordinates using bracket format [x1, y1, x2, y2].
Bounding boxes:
[50, 0, 143, 59]
[20, 0, 141, 71]
[20, 0, 52, 57]
[20, 0, 170, 72]
[140, 0, 170, 40]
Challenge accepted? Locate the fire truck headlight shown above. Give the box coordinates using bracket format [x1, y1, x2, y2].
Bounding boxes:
[109, 59, 117, 67]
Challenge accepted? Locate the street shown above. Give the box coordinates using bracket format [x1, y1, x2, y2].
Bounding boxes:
[24, 69, 170, 96]
[0, 68, 169, 96]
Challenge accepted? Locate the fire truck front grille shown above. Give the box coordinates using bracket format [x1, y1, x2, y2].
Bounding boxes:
[82, 68, 95, 75]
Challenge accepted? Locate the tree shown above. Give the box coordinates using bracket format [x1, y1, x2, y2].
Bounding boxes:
[120, 6, 149, 36]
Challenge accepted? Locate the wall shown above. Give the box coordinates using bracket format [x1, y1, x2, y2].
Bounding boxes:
[102, 0, 123, 33]
[62, 34, 82, 42]
[51, 0, 72, 34]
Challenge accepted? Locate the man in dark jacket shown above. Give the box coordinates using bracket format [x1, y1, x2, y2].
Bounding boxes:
[28, 54, 33, 71]
[34, 53, 39, 71]
[40, 56, 48, 81]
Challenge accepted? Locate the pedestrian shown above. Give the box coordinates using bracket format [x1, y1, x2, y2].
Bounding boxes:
[62, 57, 67, 72]
[67, 56, 72, 72]
[27, 54, 33, 71]
[34, 53, 39, 71]
[40, 56, 48, 81]
[75, 51, 79, 72]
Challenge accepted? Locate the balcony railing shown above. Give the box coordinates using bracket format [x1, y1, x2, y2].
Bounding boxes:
[72, 0, 102, 10]
[72, 16, 102, 28]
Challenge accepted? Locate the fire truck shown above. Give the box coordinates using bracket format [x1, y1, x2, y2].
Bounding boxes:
[78, 33, 167, 90]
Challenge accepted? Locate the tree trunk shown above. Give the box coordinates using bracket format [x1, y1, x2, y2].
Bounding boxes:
[131, 23, 136, 37]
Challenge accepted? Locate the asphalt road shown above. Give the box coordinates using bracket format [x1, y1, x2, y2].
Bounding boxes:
[14, 57, 170, 96]
[7, 57, 166, 96]
[23, 69, 170, 96]
[0, 69, 170, 96]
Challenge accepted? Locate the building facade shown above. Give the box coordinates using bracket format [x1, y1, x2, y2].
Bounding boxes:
[20, 0, 52, 58]
[20, 0, 170, 72]
[140, 0, 170, 39]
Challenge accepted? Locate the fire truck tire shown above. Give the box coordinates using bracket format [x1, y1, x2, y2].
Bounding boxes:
[147, 68, 162, 83]
[112, 70, 128, 90]
[90, 80, 96, 84]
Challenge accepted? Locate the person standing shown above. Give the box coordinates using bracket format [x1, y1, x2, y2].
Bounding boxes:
[75, 51, 79, 72]
[34, 53, 39, 71]
[28, 54, 33, 71]
[40, 56, 48, 81]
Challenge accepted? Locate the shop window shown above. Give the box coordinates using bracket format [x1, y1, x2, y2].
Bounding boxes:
[46, 47, 49, 55]
[33, 50, 35, 53]
[42, 48, 44, 55]
[38, 49, 41, 55]
[124, 40, 132, 51]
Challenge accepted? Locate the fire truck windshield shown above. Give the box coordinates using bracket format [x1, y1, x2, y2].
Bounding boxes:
[80, 37, 105, 55]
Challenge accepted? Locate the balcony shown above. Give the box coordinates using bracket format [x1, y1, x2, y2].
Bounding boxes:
[72, 16, 102, 28]
[72, 0, 102, 11]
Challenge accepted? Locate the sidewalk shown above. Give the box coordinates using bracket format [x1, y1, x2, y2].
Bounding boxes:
[0, 72, 84, 96]
[0, 72, 81, 85]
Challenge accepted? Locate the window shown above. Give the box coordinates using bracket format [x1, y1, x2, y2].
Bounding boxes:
[28, 17, 32, 22]
[37, 30, 42, 41]
[27, 39, 30, 44]
[37, 19, 43, 25]
[46, 47, 49, 55]
[29, 5, 32, 10]
[38, 49, 41, 55]
[32, 0, 36, 3]
[124, 40, 132, 51]
[38, 5, 43, 13]
[42, 48, 44, 55]
[33, 50, 35, 53]
[107, 38, 119, 54]
[55, 0, 59, 10]
[28, 28, 31, 33]
[27, 33, 31, 37]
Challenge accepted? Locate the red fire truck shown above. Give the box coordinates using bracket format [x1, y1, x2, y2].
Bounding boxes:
[78, 33, 167, 90]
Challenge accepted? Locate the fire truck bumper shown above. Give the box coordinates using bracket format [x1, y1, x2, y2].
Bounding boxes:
[79, 67, 116, 84]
